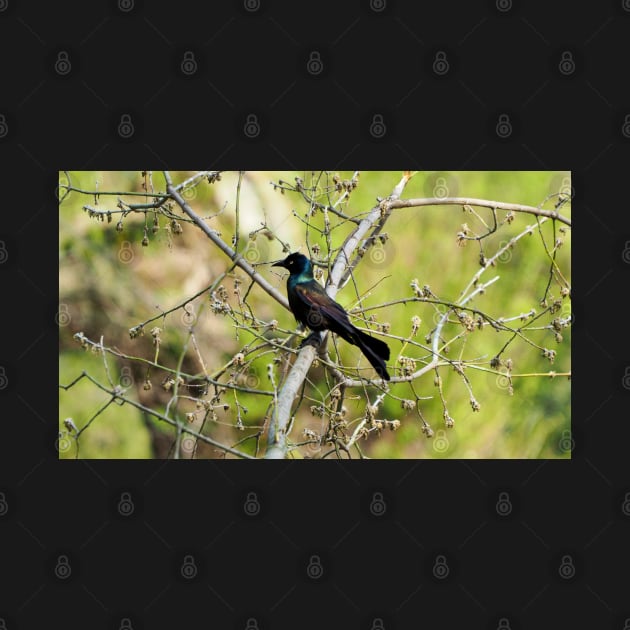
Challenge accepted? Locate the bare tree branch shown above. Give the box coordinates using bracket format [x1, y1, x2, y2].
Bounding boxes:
[164, 171, 289, 310]
[59, 372, 255, 459]
[389, 197, 571, 226]
[265, 172, 414, 459]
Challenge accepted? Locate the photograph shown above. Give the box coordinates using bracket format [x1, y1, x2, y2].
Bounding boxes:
[59, 170, 571, 459]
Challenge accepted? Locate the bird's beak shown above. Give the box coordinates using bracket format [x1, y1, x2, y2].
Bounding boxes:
[271, 258, 285, 268]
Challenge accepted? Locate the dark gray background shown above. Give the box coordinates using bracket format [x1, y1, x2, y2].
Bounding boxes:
[0, 0, 628, 628]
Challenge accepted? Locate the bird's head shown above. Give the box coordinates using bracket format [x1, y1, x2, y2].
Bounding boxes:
[272, 252, 312, 276]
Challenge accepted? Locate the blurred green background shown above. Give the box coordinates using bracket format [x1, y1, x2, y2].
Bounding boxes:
[59, 171, 571, 459]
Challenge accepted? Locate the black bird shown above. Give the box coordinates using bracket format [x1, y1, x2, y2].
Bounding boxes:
[273, 253, 390, 380]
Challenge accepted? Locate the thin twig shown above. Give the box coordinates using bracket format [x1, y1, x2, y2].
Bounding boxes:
[265, 172, 414, 459]
[164, 171, 289, 310]
[389, 197, 571, 226]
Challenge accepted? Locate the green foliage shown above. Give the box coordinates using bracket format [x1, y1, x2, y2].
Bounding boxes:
[59, 171, 570, 459]
[59, 352, 152, 459]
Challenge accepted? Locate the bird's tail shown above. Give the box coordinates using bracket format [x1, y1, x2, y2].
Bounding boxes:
[352, 329, 391, 381]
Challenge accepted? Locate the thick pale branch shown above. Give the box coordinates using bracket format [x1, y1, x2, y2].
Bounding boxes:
[264, 345, 318, 459]
[265, 173, 413, 459]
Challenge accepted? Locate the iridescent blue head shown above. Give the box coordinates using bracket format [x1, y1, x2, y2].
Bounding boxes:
[272, 253, 314, 283]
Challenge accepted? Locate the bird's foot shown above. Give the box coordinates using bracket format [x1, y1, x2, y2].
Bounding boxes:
[298, 331, 322, 349]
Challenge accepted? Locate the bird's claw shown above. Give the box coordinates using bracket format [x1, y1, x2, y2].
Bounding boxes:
[298, 332, 321, 349]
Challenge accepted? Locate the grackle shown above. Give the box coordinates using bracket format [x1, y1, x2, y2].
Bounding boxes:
[273, 253, 390, 380]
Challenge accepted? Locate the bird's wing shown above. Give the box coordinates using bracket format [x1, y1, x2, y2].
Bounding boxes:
[293, 281, 350, 330]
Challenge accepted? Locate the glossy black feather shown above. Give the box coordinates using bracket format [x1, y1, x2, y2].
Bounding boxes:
[273, 253, 390, 380]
